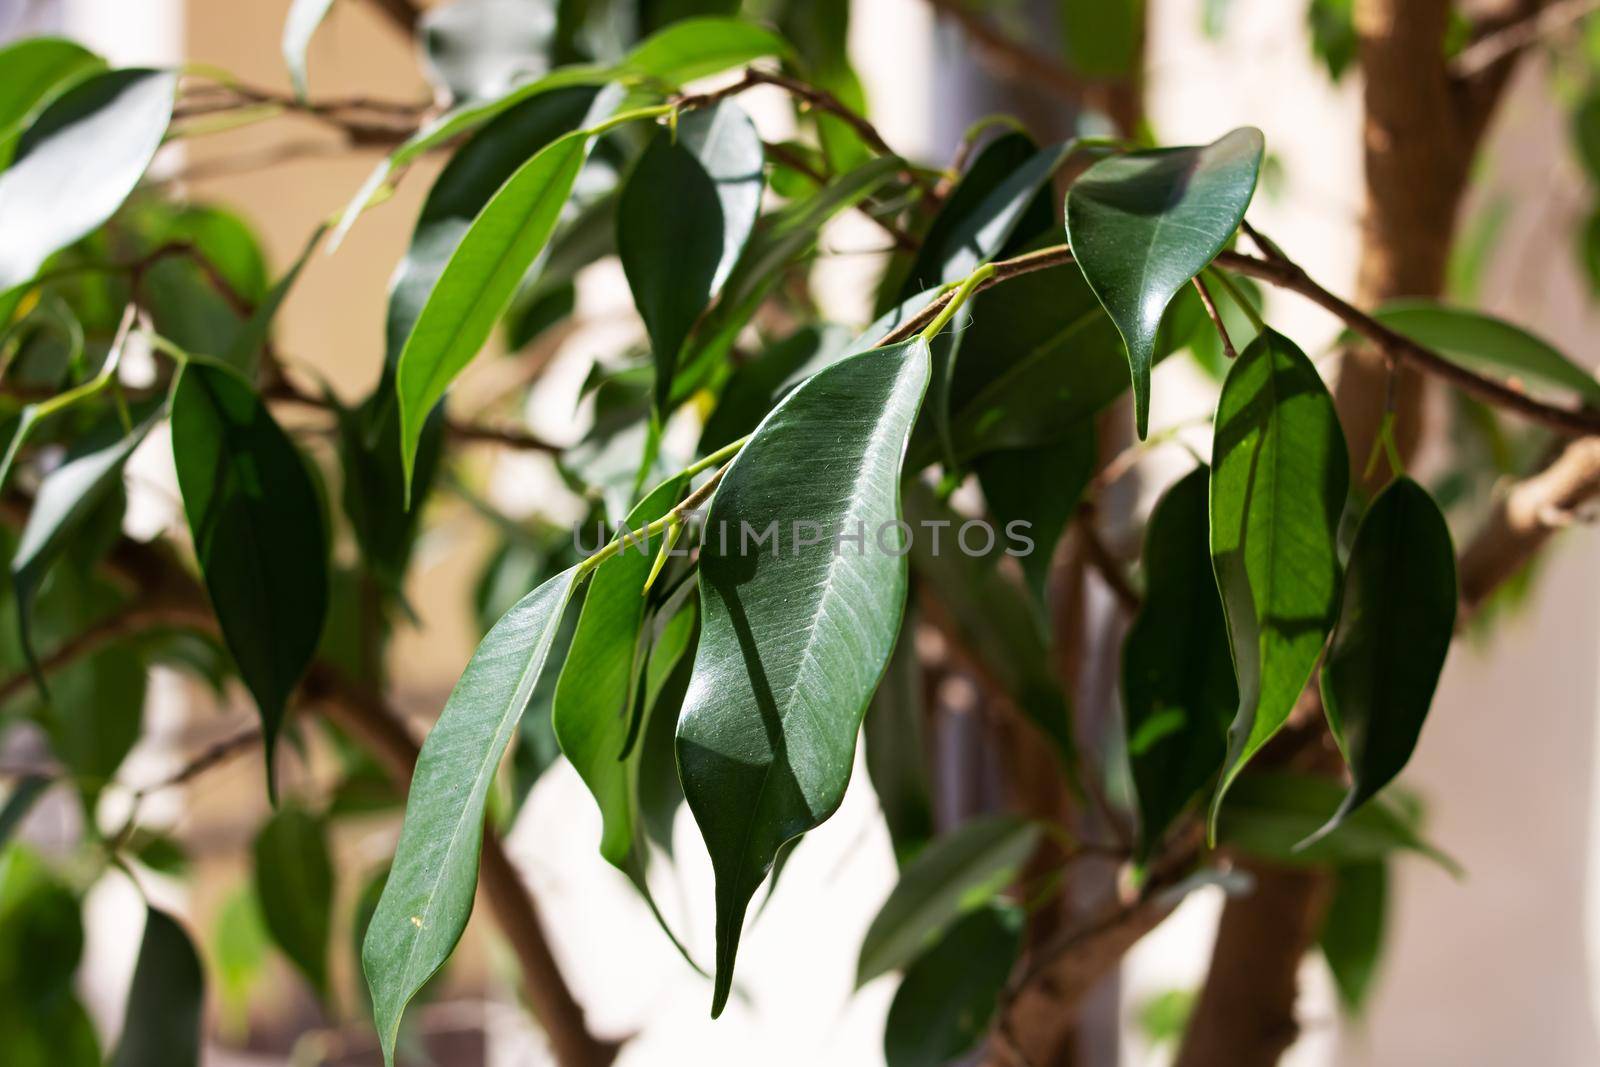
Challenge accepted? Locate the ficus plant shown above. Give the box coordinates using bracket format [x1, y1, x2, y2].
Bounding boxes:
[0, 1, 1593, 1065]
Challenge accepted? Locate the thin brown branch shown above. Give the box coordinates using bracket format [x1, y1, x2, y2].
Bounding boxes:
[1192, 273, 1237, 360]
[1074, 503, 1140, 614]
[1454, 0, 1600, 77]
[765, 140, 920, 252]
[0, 603, 211, 706]
[134, 723, 262, 796]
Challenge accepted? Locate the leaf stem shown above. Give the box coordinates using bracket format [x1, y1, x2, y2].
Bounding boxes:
[585, 103, 675, 138]
[1206, 265, 1265, 333]
[576, 451, 741, 578]
[919, 262, 996, 343]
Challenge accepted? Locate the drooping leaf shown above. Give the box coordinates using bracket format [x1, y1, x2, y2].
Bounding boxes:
[1217, 773, 1458, 874]
[902, 480, 1075, 758]
[1319, 861, 1387, 1015]
[554, 476, 684, 869]
[975, 426, 1097, 618]
[364, 566, 579, 1064]
[109, 908, 204, 1067]
[1066, 127, 1264, 437]
[856, 814, 1039, 987]
[865, 604, 934, 865]
[0, 69, 177, 294]
[1123, 466, 1236, 863]
[1364, 300, 1600, 407]
[172, 364, 329, 795]
[420, 0, 558, 103]
[12, 411, 159, 682]
[677, 338, 930, 1016]
[395, 128, 604, 492]
[282, 0, 337, 100]
[618, 100, 763, 413]
[253, 806, 334, 999]
[1309, 478, 1456, 843]
[0, 38, 104, 168]
[1208, 329, 1348, 836]
[509, 586, 583, 818]
[883, 903, 1024, 1067]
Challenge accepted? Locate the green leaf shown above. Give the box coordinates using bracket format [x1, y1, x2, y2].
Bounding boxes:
[1123, 466, 1236, 863]
[554, 475, 684, 868]
[1060, 0, 1143, 78]
[864, 606, 934, 865]
[0, 69, 177, 294]
[678, 338, 930, 1016]
[622, 17, 792, 85]
[699, 324, 854, 452]
[1066, 127, 1264, 437]
[0, 38, 104, 169]
[1309, 478, 1456, 843]
[618, 100, 763, 413]
[883, 903, 1024, 1067]
[420, 0, 557, 103]
[109, 908, 204, 1067]
[902, 480, 1075, 758]
[212, 888, 269, 1031]
[41, 644, 146, 812]
[282, 0, 337, 99]
[253, 806, 333, 999]
[364, 566, 579, 1064]
[12, 411, 159, 684]
[974, 427, 1097, 618]
[1217, 772, 1458, 874]
[637, 593, 697, 855]
[172, 364, 330, 795]
[221, 224, 323, 376]
[856, 814, 1039, 987]
[1319, 861, 1387, 1015]
[1209, 329, 1348, 837]
[1365, 300, 1600, 407]
[1308, 0, 1357, 81]
[395, 129, 600, 492]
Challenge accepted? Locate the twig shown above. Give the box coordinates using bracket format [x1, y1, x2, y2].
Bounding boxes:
[1192, 274, 1237, 360]
[133, 723, 262, 797]
[1074, 503, 1141, 614]
[765, 141, 919, 251]
[1453, 0, 1600, 77]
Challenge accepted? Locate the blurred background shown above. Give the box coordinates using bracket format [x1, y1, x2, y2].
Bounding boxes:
[1, 0, 1597, 1063]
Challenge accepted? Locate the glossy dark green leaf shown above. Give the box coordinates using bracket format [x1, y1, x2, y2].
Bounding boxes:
[395, 128, 603, 491]
[336, 397, 443, 592]
[135, 204, 269, 362]
[420, 0, 557, 103]
[172, 364, 329, 794]
[975, 426, 1097, 618]
[1209, 329, 1347, 836]
[253, 806, 333, 999]
[1123, 466, 1236, 863]
[902, 480, 1075, 758]
[857, 814, 1038, 987]
[554, 476, 684, 868]
[109, 908, 203, 1067]
[1365, 300, 1600, 407]
[1217, 773, 1458, 873]
[1309, 478, 1456, 843]
[1060, 0, 1143, 77]
[0, 38, 104, 168]
[883, 903, 1024, 1067]
[678, 338, 930, 1016]
[1319, 861, 1387, 1015]
[699, 324, 854, 453]
[0, 69, 177, 293]
[1066, 127, 1264, 437]
[618, 100, 763, 412]
[282, 0, 337, 99]
[13, 411, 158, 682]
[865, 606, 934, 866]
[509, 585, 584, 818]
[364, 565, 578, 1064]
[637, 593, 698, 855]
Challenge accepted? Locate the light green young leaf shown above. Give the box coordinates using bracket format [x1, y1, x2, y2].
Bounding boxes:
[0, 37, 104, 168]
[172, 364, 329, 797]
[282, 0, 337, 100]
[1366, 300, 1600, 407]
[856, 814, 1039, 987]
[363, 566, 579, 1064]
[677, 338, 930, 1016]
[253, 806, 334, 999]
[618, 100, 763, 413]
[1308, 478, 1456, 845]
[109, 908, 204, 1067]
[1209, 329, 1348, 838]
[622, 16, 792, 85]
[1066, 127, 1264, 437]
[1123, 466, 1236, 864]
[0, 69, 177, 294]
[394, 129, 598, 493]
[883, 903, 1024, 1067]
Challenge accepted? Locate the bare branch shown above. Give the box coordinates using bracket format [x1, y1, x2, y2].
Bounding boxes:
[1454, 0, 1600, 77]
